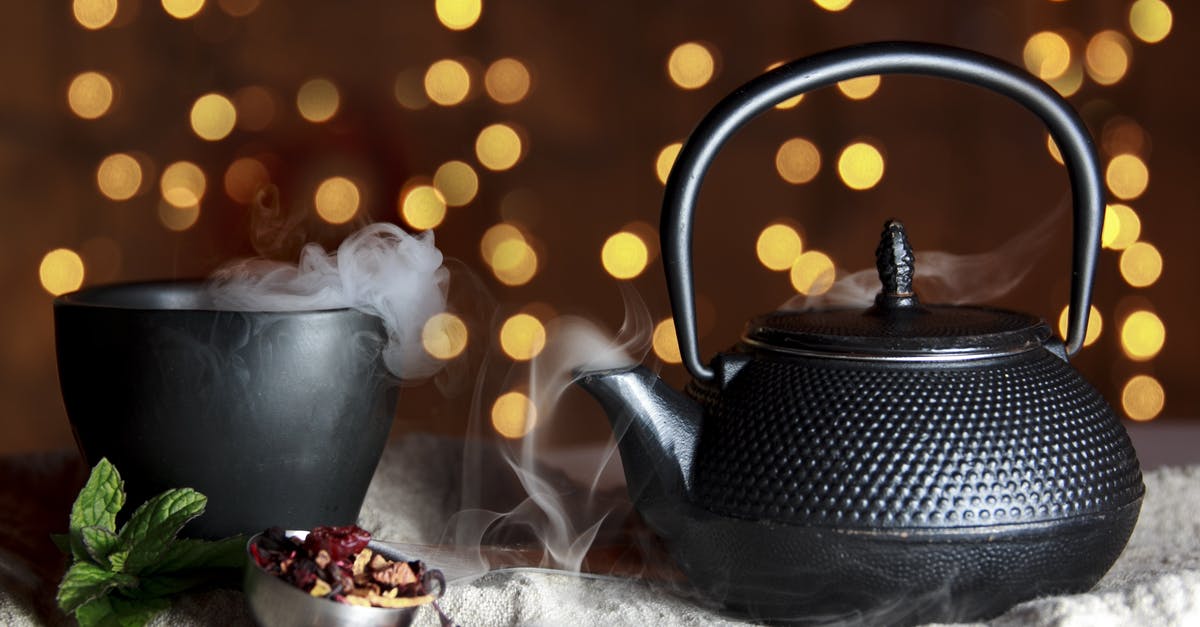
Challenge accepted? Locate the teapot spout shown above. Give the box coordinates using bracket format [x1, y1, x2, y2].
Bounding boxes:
[575, 365, 701, 534]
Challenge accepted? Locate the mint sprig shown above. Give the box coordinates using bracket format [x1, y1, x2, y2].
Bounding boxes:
[55, 459, 246, 627]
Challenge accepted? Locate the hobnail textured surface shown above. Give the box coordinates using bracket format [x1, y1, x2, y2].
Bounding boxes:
[688, 347, 1143, 528]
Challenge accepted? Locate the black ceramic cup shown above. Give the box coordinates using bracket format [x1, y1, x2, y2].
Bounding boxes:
[54, 280, 398, 538]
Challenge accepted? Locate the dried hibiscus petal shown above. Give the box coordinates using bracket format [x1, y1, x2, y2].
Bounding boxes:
[303, 525, 371, 562]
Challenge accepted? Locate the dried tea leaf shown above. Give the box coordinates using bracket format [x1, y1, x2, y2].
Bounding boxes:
[309, 578, 331, 597]
[315, 549, 331, 569]
[372, 561, 417, 586]
[369, 553, 388, 571]
[352, 548, 372, 576]
[343, 595, 372, 607]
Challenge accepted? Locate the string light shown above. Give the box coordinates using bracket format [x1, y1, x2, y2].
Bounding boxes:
[393, 69, 431, 110]
[67, 72, 114, 119]
[1023, 31, 1071, 80]
[652, 319, 682, 364]
[73, 0, 118, 29]
[837, 142, 884, 190]
[499, 313, 546, 361]
[1122, 375, 1165, 421]
[790, 251, 835, 295]
[424, 59, 471, 106]
[667, 42, 715, 90]
[491, 239, 538, 286]
[1057, 305, 1102, 347]
[765, 62, 804, 109]
[96, 153, 142, 201]
[1105, 204, 1141, 250]
[492, 391, 536, 439]
[1119, 241, 1163, 288]
[1129, 0, 1173, 44]
[756, 224, 803, 271]
[161, 0, 205, 19]
[158, 201, 200, 232]
[655, 142, 682, 185]
[601, 232, 649, 279]
[234, 86, 276, 131]
[421, 313, 468, 360]
[836, 75, 881, 100]
[775, 138, 821, 184]
[1046, 134, 1064, 165]
[1120, 310, 1165, 361]
[400, 184, 447, 230]
[189, 93, 237, 141]
[475, 123, 522, 171]
[484, 58, 531, 104]
[217, 0, 260, 17]
[433, 160, 479, 207]
[297, 78, 340, 123]
[160, 161, 206, 207]
[223, 158, 269, 204]
[435, 0, 482, 31]
[1085, 31, 1131, 85]
[1106, 154, 1149, 200]
[1046, 59, 1085, 98]
[314, 176, 360, 224]
[481, 223, 525, 264]
[39, 249, 86, 296]
[813, 0, 853, 11]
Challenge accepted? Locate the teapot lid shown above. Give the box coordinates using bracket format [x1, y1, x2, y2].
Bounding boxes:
[742, 221, 1052, 361]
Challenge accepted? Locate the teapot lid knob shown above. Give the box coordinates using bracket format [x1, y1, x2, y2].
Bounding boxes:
[873, 220, 923, 311]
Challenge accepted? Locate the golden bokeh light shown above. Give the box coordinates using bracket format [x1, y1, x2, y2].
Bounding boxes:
[756, 223, 803, 271]
[1101, 205, 1119, 248]
[1056, 305, 1103, 348]
[158, 201, 200, 232]
[813, 0, 853, 11]
[1119, 241, 1163, 288]
[223, 157, 269, 204]
[481, 223, 525, 263]
[234, 86, 275, 131]
[1106, 154, 1149, 200]
[217, 0, 260, 17]
[484, 58, 531, 104]
[96, 153, 142, 201]
[667, 42, 715, 90]
[475, 123, 522, 171]
[421, 313, 469, 360]
[1122, 375, 1165, 421]
[790, 250, 836, 295]
[1046, 134, 1063, 165]
[491, 239, 538, 286]
[655, 142, 682, 185]
[1129, 0, 1173, 44]
[601, 232, 650, 280]
[425, 59, 471, 106]
[1106, 204, 1141, 250]
[837, 142, 884, 190]
[1047, 60, 1085, 98]
[39, 249, 85, 296]
[1085, 31, 1131, 86]
[492, 391, 537, 439]
[73, 0, 118, 29]
[189, 93, 237, 141]
[162, 0, 205, 19]
[160, 161, 206, 207]
[433, 160, 479, 207]
[394, 69, 431, 110]
[67, 72, 114, 119]
[499, 313, 546, 361]
[314, 177, 360, 225]
[296, 78, 340, 123]
[1120, 310, 1165, 361]
[1102, 117, 1148, 157]
[775, 137, 821, 184]
[836, 75, 880, 100]
[1023, 31, 1072, 80]
[765, 62, 804, 109]
[652, 319, 682, 364]
[400, 184, 447, 230]
[435, 0, 482, 31]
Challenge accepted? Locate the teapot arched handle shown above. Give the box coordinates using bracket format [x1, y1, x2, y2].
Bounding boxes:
[662, 41, 1104, 385]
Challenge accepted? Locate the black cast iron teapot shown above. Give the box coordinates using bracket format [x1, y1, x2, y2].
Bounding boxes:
[577, 42, 1143, 625]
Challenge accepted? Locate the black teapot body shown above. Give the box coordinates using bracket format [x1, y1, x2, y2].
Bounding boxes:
[578, 42, 1142, 625]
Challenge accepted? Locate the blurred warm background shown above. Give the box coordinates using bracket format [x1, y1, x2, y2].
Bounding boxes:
[1, 0, 1193, 454]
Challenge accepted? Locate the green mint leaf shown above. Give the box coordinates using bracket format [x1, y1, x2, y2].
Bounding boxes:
[107, 549, 130, 573]
[56, 561, 132, 613]
[122, 573, 211, 600]
[69, 459, 125, 562]
[75, 597, 119, 627]
[142, 536, 246, 575]
[116, 488, 207, 574]
[81, 526, 122, 567]
[110, 596, 169, 627]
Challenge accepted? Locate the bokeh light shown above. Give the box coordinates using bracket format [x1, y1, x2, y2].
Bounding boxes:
[162, 0, 205, 19]
[1057, 304, 1102, 348]
[667, 42, 715, 90]
[1105, 204, 1141, 250]
[160, 161, 206, 207]
[766, 62, 804, 109]
[1102, 117, 1149, 157]
[655, 142, 682, 185]
[435, 0, 482, 31]
[400, 184, 447, 230]
[1120, 310, 1165, 361]
[836, 75, 880, 100]
[96, 153, 142, 201]
[601, 232, 649, 280]
[484, 58, 531, 104]
[39, 249, 85, 296]
[73, 0, 118, 29]
[1122, 375, 1165, 421]
[775, 138, 821, 184]
[756, 223, 803, 271]
[1047, 60, 1085, 98]
[1046, 134, 1064, 165]
[422, 313, 469, 360]
[1085, 31, 1131, 85]
[158, 201, 200, 232]
[837, 142, 884, 190]
[425, 59, 471, 106]
[813, 0, 853, 11]
[67, 72, 114, 119]
[790, 250, 836, 295]
[394, 69, 431, 110]
[217, 0, 260, 17]
[1023, 31, 1071, 80]
[491, 239, 538, 286]
[433, 160, 479, 207]
[234, 86, 276, 131]
[1129, 0, 1173, 44]
[189, 93, 237, 141]
[314, 176, 360, 224]
[1106, 154, 1149, 200]
[475, 123, 522, 171]
[652, 319, 682, 364]
[492, 391, 536, 439]
[223, 157, 269, 204]
[1119, 241, 1163, 288]
[296, 78, 340, 123]
[499, 313, 546, 361]
[481, 223, 525, 263]
[1101, 205, 1119, 248]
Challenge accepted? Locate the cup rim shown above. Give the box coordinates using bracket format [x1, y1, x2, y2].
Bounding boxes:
[55, 279, 360, 316]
